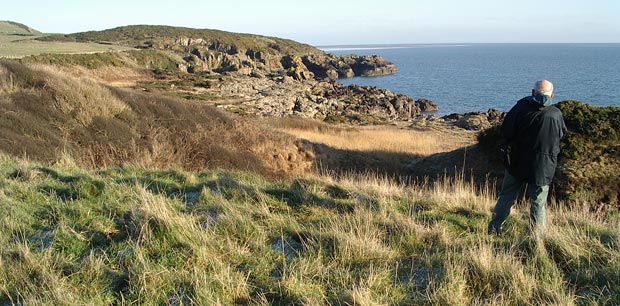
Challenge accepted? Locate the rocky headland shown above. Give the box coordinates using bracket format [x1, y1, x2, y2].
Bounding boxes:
[37, 25, 436, 122]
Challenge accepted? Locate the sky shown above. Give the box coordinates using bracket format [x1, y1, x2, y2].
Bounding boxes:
[3, 0, 620, 45]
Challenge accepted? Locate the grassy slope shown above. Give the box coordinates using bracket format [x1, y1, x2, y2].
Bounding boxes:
[0, 21, 41, 35]
[0, 155, 618, 305]
[0, 60, 313, 178]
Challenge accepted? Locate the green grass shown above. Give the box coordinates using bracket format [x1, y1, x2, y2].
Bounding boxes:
[0, 34, 133, 58]
[1, 155, 618, 305]
[0, 20, 131, 58]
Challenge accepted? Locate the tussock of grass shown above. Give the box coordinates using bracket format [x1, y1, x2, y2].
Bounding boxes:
[277, 124, 467, 156]
[1, 155, 618, 305]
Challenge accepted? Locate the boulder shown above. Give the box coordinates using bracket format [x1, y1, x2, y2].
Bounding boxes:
[301, 53, 397, 80]
[416, 98, 439, 112]
[444, 109, 505, 130]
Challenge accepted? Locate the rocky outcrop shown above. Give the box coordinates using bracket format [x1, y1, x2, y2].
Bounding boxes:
[151, 36, 399, 82]
[281, 55, 315, 81]
[301, 53, 397, 80]
[176, 44, 398, 83]
[161, 39, 418, 122]
[442, 109, 504, 130]
[212, 76, 437, 123]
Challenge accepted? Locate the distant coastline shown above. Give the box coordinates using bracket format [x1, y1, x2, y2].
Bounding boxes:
[316, 44, 470, 52]
[330, 43, 620, 115]
[317, 43, 620, 52]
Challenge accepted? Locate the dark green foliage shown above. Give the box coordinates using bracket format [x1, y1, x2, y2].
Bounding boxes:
[556, 100, 620, 159]
[558, 100, 620, 140]
[20, 49, 179, 72]
[125, 49, 179, 73]
[477, 101, 620, 207]
[21, 52, 125, 69]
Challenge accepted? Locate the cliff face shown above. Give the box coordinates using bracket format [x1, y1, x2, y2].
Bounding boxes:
[213, 76, 437, 122]
[174, 38, 398, 82]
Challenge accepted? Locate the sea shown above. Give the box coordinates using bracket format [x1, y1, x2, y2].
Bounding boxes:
[322, 44, 620, 116]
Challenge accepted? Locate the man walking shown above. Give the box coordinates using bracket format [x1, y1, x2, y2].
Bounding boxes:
[488, 80, 567, 236]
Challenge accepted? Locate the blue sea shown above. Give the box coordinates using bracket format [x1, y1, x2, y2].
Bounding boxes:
[324, 44, 620, 116]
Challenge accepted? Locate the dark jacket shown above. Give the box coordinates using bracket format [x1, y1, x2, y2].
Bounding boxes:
[501, 96, 567, 185]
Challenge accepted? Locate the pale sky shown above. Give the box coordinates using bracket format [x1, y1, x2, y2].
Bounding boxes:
[3, 0, 620, 45]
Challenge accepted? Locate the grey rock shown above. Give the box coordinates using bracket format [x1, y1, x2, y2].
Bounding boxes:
[443, 109, 505, 130]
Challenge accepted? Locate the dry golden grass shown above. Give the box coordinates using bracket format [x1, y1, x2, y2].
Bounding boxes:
[52, 64, 147, 87]
[278, 125, 476, 157]
[30, 64, 129, 125]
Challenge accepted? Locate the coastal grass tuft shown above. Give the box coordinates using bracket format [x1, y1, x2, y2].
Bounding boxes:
[1, 154, 618, 305]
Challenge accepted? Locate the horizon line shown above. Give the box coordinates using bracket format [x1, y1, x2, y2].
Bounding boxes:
[315, 42, 620, 47]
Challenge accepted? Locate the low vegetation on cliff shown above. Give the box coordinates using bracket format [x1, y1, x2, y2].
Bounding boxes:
[36, 25, 318, 55]
[477, 101, 620, 208]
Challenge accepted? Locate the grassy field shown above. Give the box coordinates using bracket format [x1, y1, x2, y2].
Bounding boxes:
[0, 21, 133, 58]
[1, 154, 618, 305]
[0, 34, 134, 58]
[0, 39, 133, 58]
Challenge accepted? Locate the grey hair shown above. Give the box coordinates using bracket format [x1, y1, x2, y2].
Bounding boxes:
[534, 80, 554, 96]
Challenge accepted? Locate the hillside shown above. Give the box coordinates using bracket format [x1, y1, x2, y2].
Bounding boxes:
[37, 25, 318, 55]
[0, 59, 314, 178]
[0, 58, 450, 182]
[1, 21, 619, 305]
[31, 25, 401, 81]
[12, 24, 435, 123]
[0, 20, 41, 35]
